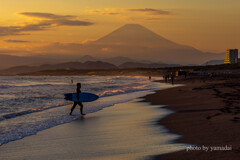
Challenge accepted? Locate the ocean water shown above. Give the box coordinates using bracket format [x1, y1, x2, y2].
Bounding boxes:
[0, 76, 173, 146]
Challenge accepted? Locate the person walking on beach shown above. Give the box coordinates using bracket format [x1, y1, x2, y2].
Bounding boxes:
[69, 83, 85, 115]
[171, 73, 174, 85]
[165, 75, 168, 83]
[167, 74, 170, 82]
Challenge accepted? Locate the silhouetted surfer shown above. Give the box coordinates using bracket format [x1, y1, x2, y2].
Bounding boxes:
[171, 73, 174, 85]
[69, 83, 85, 115]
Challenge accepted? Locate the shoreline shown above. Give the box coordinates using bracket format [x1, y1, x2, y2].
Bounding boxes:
[2, 76, 240, 159]
[143, 77, 240, 159]
[0, 98, 186, 160]
[0, 76, 168, 147]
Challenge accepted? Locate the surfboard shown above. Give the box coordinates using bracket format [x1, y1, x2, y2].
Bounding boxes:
[64, 92, 99, 102]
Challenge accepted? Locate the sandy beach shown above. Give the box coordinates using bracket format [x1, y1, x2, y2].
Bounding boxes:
[0, 98, 186, 160]
[143, 77, 240, 159]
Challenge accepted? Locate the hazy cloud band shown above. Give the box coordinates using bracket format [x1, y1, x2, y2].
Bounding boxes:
[0, 12, 94, 37]
[88, 8, 171, 16]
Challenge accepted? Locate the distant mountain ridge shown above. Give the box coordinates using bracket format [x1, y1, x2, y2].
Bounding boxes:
[0, 54, 153, 70]
[0, 24, 225, 69]
[0, 54, 56, 70]
[0, 60, 180, 75]
[119, 62, 179, 68]
[0, 61, 117, 75]
[203, 59, 224, 65]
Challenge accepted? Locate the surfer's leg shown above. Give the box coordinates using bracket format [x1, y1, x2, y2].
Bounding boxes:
[79, 102, 84, 115]
[69, 102, 77, 115]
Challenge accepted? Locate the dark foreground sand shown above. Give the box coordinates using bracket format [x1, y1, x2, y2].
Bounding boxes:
[143, 77, 240, 160]
[0, 99, 186, 160]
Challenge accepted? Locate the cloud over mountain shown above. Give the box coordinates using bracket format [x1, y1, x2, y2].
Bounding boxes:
[19, 12, 93, 26]
[126, 8, 170, 15]
[0, 12, 94, 37]
[19, 12, 76, 19]
[87, 8, 171, 21]
[4, 39, 30, 43]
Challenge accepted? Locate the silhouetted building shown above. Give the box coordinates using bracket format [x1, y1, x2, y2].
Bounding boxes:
[224, 49, 238, 64]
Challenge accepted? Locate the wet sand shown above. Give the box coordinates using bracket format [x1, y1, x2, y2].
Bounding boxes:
[0, 99, 186, 160]
[143, 77, 240, 159]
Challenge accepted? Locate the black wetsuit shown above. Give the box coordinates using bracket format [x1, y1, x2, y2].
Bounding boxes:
[70, 88, 83, 115]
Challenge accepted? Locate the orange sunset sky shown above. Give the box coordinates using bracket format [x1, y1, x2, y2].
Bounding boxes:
[0, 0, 239, 56]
